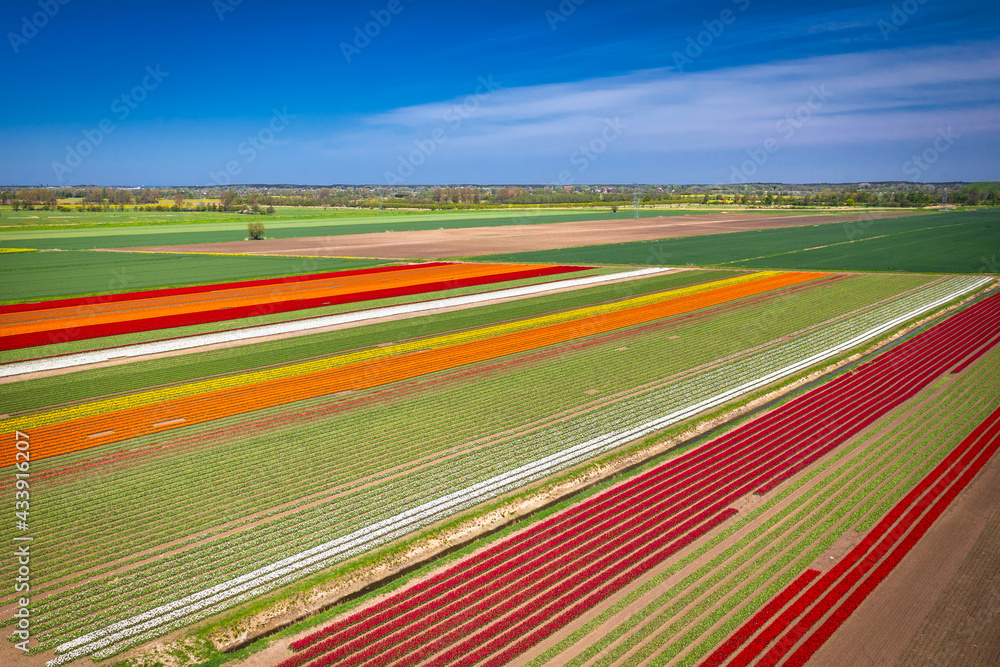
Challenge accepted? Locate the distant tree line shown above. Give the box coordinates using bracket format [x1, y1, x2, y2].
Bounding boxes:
[1, 182, 996, 213]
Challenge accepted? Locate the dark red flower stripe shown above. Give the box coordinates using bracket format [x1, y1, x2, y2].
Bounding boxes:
[748, 405, 1000, 667]
[722, 408, 1000, 667]
[286, 294, 995, 658]
[781, 412, 1000, 667]
[288, 423, 793, 667]
[951, 330, 1000, 374]
[288, 294, 997, 658]
[454, 511, 740, 667]
[755, 295, 1000, 495]
[0, 262, 455, 315]
[473, 301, 1000, 667]
[0, 265, 589, 350]
[279, 293, 1000, 667]
[700, 569, 821, 667]
[715, 394, 1000, 662]
[392, 433, 803, 667]
[284, 344, 921, 663]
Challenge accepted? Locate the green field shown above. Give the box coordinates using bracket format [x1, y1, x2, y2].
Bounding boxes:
[0, 251, 389, 304]
[733, 211, 1000, 273]
[476, 210, 1000, 274]
[1, 201, 993, 664]
[0, 206, 406, 229]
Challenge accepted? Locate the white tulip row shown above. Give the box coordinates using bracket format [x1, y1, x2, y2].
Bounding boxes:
[1, 267, 669, 378]
[47, 275, 991, 664]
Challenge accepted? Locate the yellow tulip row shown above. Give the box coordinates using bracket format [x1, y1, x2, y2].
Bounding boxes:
[4, 271, 776, 433]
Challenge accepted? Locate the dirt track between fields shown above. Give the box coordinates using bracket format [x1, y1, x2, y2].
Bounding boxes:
[123, 212, 916, 260]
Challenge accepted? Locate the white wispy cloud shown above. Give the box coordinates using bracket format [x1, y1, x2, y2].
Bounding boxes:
[312, 41, 999, 166]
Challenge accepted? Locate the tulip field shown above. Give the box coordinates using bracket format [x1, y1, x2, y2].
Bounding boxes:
[273, 287, 1000, 667]
[0, 240, 996, 667]
[3, 270, 825, 466]
[0, 261, 589, 350]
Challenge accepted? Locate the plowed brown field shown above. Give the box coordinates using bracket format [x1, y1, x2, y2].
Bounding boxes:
[125, 212, 915, 260]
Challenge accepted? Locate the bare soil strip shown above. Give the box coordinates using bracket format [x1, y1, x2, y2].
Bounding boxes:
[123, 212, 915, 260]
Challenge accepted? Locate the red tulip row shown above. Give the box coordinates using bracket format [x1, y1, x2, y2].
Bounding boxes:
[0, 264, 587, 350]
[6, 273, 813, 468]
[782, 406, 1000, 667]
[278, 292, 1000, 667]
[753, 294, 1000, 497]
[0, 262, 454, 315]
[950, 331, 1000, 374]
[484, 292, 1000, 667]
[717, 300, 1000, 667]
[745, 404, 1000, 667]
[700, 569, 820, 667]
[283, 341, 882, 660]
[287, 425, 791, 667]
[284, 288, 976, 659]
[703, 298, 1000, 666]
[449, 511, 738, 667]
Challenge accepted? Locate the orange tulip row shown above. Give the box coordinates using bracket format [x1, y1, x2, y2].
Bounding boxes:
[0, 262, 565, 337]
[2, 271, 825, 467]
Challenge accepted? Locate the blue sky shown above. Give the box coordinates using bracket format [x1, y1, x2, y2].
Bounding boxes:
[1, 0, 997, 186]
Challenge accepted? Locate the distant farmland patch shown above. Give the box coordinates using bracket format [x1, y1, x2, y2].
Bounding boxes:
[477, 209, 999, 274]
